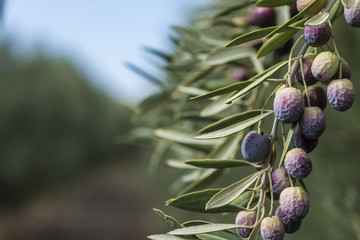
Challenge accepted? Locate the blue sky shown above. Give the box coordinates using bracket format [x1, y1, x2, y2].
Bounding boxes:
[4, 0, 209, 103]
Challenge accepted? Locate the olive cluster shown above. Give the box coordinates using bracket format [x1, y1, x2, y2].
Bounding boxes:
[235, 0, 357, 239]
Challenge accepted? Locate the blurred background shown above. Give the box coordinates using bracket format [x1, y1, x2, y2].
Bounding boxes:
[0, 0, 358, 240]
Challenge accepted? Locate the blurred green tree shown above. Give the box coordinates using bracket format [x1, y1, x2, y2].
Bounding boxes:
[0, 41, 131, 206]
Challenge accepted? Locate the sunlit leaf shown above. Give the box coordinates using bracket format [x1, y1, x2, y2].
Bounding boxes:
[199, 110, 267, 133]
[257, 29, 298, 58]
[265, 1, 317, 38]
[255, 0, 296, 7]
[195, 111, 273, 139]
[305, 12, 329, 26]
[205, 47, 255, 65]
[154, 129, 223, 146]
[168, 224, 251, 235]
[153, 209, 183, 230]
[200, 95, 233, 117]
[205, 169, 266, 210]
[191, 80, 254, 100]
[148, 234, 195, 240]
[166, 188, 245, 213]
[341, 0, 355, 8]
[225, 27, 277, 47]
[226, 61, 288, 103]
[278, 123, 296, 167]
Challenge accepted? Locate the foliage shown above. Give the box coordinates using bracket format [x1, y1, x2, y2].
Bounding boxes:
[0, 41, 130, 206]
[131, 0, 360, 239]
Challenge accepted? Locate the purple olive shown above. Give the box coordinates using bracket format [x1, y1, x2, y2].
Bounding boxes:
[327, 78, 355, 111]
[292, 125, 319, 153]
[299, 106, 326, 139]
[275, 206, 302, 234]
[303, 85, 327, 110]
[279, 187, 309, 220]
[295, 53, 318, 86]
[345, 0, 360, 27]
[260, 216, 285, 240]
[284, 148, 312, 179]
[235, 211, 256, 238]
[273, 87, 305, 124]
[241, 131, 271, 163]
[304, 23, 331, 47]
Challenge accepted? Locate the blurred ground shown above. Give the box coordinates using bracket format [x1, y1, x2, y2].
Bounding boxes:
[0, 160, 167, 240]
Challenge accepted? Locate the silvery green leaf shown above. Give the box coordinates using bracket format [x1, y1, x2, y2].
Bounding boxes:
[225, 27, 277, 48]
[199, 110, 267, 133]
[148, 235, 195, 240]
[305, 12, 329, 26]
[185, 159, 257, 169]
[195, 111, 273, 139]
[226, 61, 288, 103]
[168, 224, 251, 235]
[153, 209, 183, 230]
[255, 0, 296, 7]
[278, 123, 296, 167]
[341, 0, 355, 8]
[205, 169, 266, 210]
[205, 47, 255, 65]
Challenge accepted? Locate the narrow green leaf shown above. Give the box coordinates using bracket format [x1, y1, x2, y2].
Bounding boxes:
[341, 0, 355, 8]
[166, 189, 245, 213]
[299, 179, 310, 195]
[226, 61, 288, 103]
[305, 12, 329, 26]
[225, 27, 277, 48]
[205, 47, 255, 65]
[177, 86, 208, 96]
[257, 28, 298, 58]
[255, 0, 296, 7]
[199, 110, 266, 133]
[168, 224, 250, 235]
[211, 1, 254, 19]
[148, 235, 195, 240]
[154, 129, 223, 146]
[200, 95, 233, 117]
[185, 159, 257, 169]
[278, 123, 296, 167]
[191, 80, 254, 100]
[265, 0, 318, 38]
[195, 111, 273, 140]
[183, 220, 212, 227]
[153, 209, 183, 230]
[197, 234, 229, 240]
[167, 159, 198, 169]
[206, 169, 266, 210]
[177, 169, 223, 195]
[209, 133, 243, 159]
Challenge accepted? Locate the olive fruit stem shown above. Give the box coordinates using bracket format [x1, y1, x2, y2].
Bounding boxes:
[300, 57, 311, 107]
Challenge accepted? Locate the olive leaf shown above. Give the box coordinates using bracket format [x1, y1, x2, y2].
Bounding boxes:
[166, 188, 248, 213]
[225, 61, 288, 103]
[168, 224, 251, 235]
[205, 47, 255, 65]
[278, 123, 296, 167]
[341, 0, 356, 8]
[255, 0, 296, 7]
[153, 209, 183, 230]
[305, 12, 330, 26]
[211, 1, 254, 19]
[154, 129, 223, 146]
[225, 26, 277, 48]
[191, 80, 254, 100]
[265, 0, 319, 38]
[148, 235, 195, 240]
[199, 109, 268, 133]
[200, 95, 233, 117]
[205, 169, 266, 210]
[195, 111, 273, 140]
[185, 159, 258, 169]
